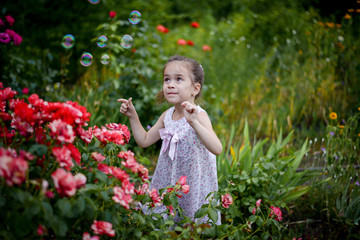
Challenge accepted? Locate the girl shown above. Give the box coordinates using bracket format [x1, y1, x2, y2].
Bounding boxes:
[118, 55, 222, 224]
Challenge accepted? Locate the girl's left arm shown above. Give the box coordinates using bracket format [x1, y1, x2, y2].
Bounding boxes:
[182, 103, 223, 155]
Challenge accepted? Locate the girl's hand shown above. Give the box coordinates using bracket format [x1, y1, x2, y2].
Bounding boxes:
[181, 101, 198, 124]
[117, 97, 136, 118]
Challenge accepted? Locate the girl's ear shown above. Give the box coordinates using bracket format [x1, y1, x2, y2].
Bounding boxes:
[193, 83, 201, 96]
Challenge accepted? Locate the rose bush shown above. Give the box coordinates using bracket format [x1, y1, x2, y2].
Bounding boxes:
[0, 82, 296, 239]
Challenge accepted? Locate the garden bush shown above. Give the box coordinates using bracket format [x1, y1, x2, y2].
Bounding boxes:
[0, 82, 308, 239]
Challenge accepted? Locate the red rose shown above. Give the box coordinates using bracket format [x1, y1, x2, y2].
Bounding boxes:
[190, 21, 200, 28]
[109, 11, 116, 19]
[186, 40, 194, 46]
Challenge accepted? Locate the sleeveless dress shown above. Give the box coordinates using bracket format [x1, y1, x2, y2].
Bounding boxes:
[149, 106, 221, 224]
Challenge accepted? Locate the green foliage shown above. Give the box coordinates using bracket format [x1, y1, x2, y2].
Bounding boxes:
[217, 120, 312, 212]
[289, 109, 360, 238]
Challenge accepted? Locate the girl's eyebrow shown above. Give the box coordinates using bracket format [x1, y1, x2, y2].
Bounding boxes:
[164, 73, 185, 77]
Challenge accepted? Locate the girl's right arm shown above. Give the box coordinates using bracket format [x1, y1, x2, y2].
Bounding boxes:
[117, 98, 166, 148]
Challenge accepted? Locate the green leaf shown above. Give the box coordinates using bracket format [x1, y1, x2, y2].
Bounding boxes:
[76, 196, 86, 212]
[248, 214, 257, 223]
[55, 198, 72, 217]
[194, 208, 208, 219]
[239, 184, 246, 192]
[52, 216, 68, 237]
[261, 232, 270, 239]
[283, 185, 311, 202]
[209, 209, 219, 223]
[28, 144, 48, 156]
[239, 147, 252, 172]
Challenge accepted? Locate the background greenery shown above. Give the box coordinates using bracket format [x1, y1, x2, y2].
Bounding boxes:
[2, 0, 360, 239]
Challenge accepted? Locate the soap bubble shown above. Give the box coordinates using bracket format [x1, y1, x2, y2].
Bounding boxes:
[121, 35, 133, 49]
[129, 10, 141, 24]
[97, 35, 108, 48]
[80, 52, 93, 67]
[89, 0, 100, 4]
[101, 54, 110, 65]
[62, 34, 75, 49]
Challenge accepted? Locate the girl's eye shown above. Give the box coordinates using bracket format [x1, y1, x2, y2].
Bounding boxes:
[164, 78, 170, 82]
[177, 78, 183, 82]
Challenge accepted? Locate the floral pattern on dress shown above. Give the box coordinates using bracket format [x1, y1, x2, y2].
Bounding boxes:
[150, 106, 221, 224]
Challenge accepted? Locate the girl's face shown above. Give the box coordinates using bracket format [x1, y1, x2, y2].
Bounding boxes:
[163, 61, 200, 105]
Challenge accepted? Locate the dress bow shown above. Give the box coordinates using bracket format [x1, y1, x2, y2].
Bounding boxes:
[159, 128, 179, 161]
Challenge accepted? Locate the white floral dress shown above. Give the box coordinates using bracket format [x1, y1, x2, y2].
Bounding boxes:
[149, 106, 221, 224]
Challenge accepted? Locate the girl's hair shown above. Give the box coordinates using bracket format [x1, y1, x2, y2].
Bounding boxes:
[156, 55, 204, 104]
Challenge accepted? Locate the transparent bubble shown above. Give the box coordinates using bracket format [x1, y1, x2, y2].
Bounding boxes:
[88, 0, 100, 4]
[129, 10, 141, 24]
[80, 52, 93, 67]
[101, 54, 110, 65]
[62, 34, 75, 49]
[121, 35, 133, 49]
[97, 35, 108, 48]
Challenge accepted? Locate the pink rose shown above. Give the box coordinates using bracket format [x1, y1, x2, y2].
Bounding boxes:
[182, 184, 190, 194]
[83, 232, 100, 240]
[177, 39, 187, 46]
[45, 190, 54, 198]
[74, 173, 87, 188]
[22, 87, 29, 94]
[91, 220, 115, 237]
[0, 33, 11, 44]
[5, 29, 15, 37]
[91, 152, 106, 162]
[269, 206, 283, 221]
[111, 166, 129, 182]
[98, 163, 112, 175]
[202, 44, 212, 51]
[5, 15, 15, 26]
[167, 205, 175, 215]
[37, 224, 46, 236]
[109, 11, 116, 19]
[52, 146, 73, 170]
[12, 32, 22, 46]
[0, 149, 28, 186]
[252, 207, 256, 215]
[221, 193, 233, 208]
[149, 188, 161, 206]
[156, 24, 169, 33]
[49, 119, 75, 143]
[112, 186, 133, 209]
[51, 168, 77, 197]
[256, 199, 262, 208]
[135, 183, 148, 195]
[178, 176, 187, 185]
[0, 19, 4, 26]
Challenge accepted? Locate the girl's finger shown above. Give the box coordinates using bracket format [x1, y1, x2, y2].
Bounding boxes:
[128, 97, 133, 107]
[117, 99, 129, 104]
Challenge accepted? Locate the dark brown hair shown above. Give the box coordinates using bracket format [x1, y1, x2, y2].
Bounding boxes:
[156, 55, 204, 104]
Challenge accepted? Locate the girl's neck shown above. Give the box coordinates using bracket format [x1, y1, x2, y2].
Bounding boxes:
[173, 101, 196, 118]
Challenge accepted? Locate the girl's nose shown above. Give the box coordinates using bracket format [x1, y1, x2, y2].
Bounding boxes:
[167, 81, 175, 88]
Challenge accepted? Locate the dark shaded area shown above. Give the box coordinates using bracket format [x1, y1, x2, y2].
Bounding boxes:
[301, 0, 358, 21]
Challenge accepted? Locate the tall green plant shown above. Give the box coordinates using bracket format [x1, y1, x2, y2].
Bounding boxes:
[217, 120, 313, 205]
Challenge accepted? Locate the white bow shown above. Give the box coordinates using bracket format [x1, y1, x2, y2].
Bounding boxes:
[159, 128, 179, 161]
